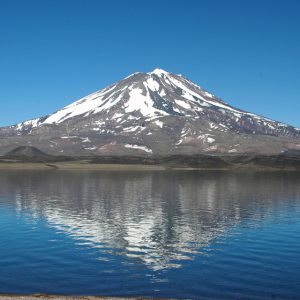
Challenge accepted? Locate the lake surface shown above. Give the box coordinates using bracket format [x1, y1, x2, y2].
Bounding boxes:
[0, 170, 300, 299]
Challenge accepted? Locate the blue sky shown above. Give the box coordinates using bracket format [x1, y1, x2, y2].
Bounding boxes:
[0, 0, 299, 127]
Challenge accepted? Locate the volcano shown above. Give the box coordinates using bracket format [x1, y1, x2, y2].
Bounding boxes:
[0, 68, 299, 156]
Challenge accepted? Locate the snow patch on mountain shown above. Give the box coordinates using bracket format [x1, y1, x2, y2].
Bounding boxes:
[125, 88, 167, 117]
[124, 144, 152, 153]
[154, 120, 164, 128]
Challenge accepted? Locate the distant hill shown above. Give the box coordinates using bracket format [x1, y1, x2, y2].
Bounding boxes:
[5, 146, 50, 158]
[3, 146, 53, 162]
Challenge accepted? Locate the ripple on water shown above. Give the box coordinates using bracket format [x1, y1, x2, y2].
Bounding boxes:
[0, 170, 299, 299]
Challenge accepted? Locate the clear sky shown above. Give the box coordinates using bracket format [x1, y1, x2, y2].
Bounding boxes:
[0, 0, 299, 127]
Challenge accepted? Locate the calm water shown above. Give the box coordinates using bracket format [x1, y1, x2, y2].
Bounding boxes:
[0, 170, 300, 299]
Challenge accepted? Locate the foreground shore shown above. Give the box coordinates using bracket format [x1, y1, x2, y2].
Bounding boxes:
[0, 296, 169, 300]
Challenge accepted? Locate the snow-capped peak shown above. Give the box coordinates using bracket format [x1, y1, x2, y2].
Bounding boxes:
[12, 68, 300, 143]
[150, 68, 169, 76]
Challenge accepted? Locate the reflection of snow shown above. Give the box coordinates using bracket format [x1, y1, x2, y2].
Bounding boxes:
[44, 203, 224, 270]
[39, 176, 231, 271]
[4, 171, 298, 271]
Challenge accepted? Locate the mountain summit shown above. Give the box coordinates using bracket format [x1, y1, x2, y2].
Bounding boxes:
[0, 68, 300, 156]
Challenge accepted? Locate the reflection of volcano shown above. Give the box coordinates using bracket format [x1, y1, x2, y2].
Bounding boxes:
[1, 171, 300, 270]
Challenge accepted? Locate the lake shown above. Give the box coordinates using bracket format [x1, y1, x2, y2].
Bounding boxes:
[0, 170, 300, 299]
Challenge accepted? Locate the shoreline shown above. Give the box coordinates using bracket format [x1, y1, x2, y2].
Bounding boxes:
[0, 162, 298, 171]
[0, 162, 167, 171]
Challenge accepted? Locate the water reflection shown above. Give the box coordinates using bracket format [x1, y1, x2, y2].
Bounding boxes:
[0, 170, 300, 271]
